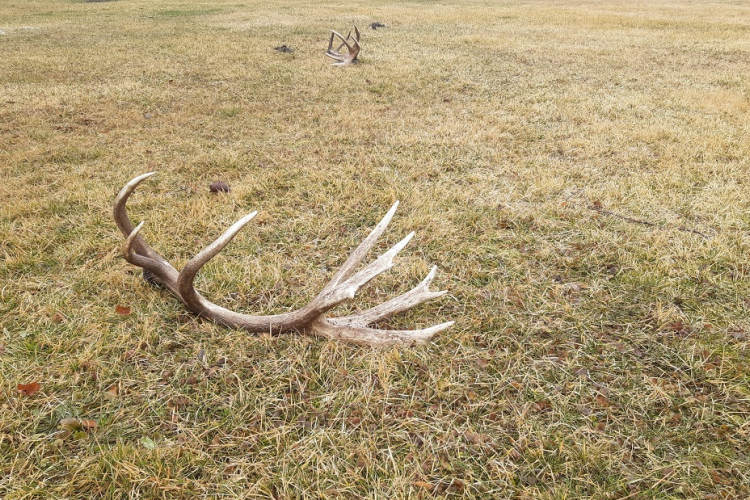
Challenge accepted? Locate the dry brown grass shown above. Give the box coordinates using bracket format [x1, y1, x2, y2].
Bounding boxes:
[2, 0, 750, 498]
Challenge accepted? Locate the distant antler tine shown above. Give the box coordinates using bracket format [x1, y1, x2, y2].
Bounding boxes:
[334, 29, 354, 53]
[325, 31, 346, 62]
[330, 30, 353, 52]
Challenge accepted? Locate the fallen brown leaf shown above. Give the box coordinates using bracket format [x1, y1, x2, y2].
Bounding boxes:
[534, 400, 552, 412]
[80, 419, 98, 430]
[115, 305, 131, 316]
[448, 479, 465, 492]
[18, 382, 41, 396]
[169, 396, 191, 408]
[666, 321, 689, 335]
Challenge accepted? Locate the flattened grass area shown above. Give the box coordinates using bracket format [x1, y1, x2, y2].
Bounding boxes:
[2, 0, 750, 498]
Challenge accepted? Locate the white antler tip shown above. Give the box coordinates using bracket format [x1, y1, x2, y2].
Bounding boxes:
[122, 221, 146, 258]
[241, 211, 258, 223]
[393, 232, 415, 253]
[132, 171, 157, 184]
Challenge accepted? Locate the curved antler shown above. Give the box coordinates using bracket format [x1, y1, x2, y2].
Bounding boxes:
[114, 173, 453, 345]
[325, 25, 361, 66]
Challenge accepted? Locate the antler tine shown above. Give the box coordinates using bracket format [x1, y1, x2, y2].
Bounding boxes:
[336, 266, 448, 326]
[325, 201, 399, 289]
[310, 266, 453, 346]
[115, 172, 182, 291]
[332, 30, 352, 50]
[345, 28, 360, 63]
[121, 221, 182, 296]
[114, 172, 159, 258]
[311, 317, 455, 346]
[326, 31, 337, 54]
[335, 29, 352, 53]
[172, 210, 311, 332]
[319, 231, 415, 306]
[177, 211, 257, 312]
[325, 30, 345, 62]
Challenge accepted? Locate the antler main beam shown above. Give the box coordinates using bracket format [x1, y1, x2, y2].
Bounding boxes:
[114, 173, 453, 346]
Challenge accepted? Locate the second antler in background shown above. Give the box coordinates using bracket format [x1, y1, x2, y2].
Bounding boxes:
[325, 25, 361, 66]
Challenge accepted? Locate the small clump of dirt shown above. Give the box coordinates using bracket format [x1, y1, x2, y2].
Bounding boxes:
[209, 181, 230, 193]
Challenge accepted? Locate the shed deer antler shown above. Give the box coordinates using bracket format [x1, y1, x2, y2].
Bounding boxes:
[325, 25, 360, 65]
[114, 173, 453, 346]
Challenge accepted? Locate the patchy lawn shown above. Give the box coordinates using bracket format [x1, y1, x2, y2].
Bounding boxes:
[1, 0, 749, 498]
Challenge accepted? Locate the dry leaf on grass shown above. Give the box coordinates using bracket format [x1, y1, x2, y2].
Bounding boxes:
[595, 395, 610, 407]
[17, 382, 41, 396]
[60, 418, 97, 431]
[413, 481, 433, 490]
[80, 419, 98, 430]
[115, 305, 131, 315]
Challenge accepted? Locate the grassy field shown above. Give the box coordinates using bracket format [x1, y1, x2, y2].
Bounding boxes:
[2, 0, 750, 498]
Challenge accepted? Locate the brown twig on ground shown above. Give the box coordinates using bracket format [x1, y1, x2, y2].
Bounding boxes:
[566, 188, 711, 239]
[589, 206, 711, 239]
